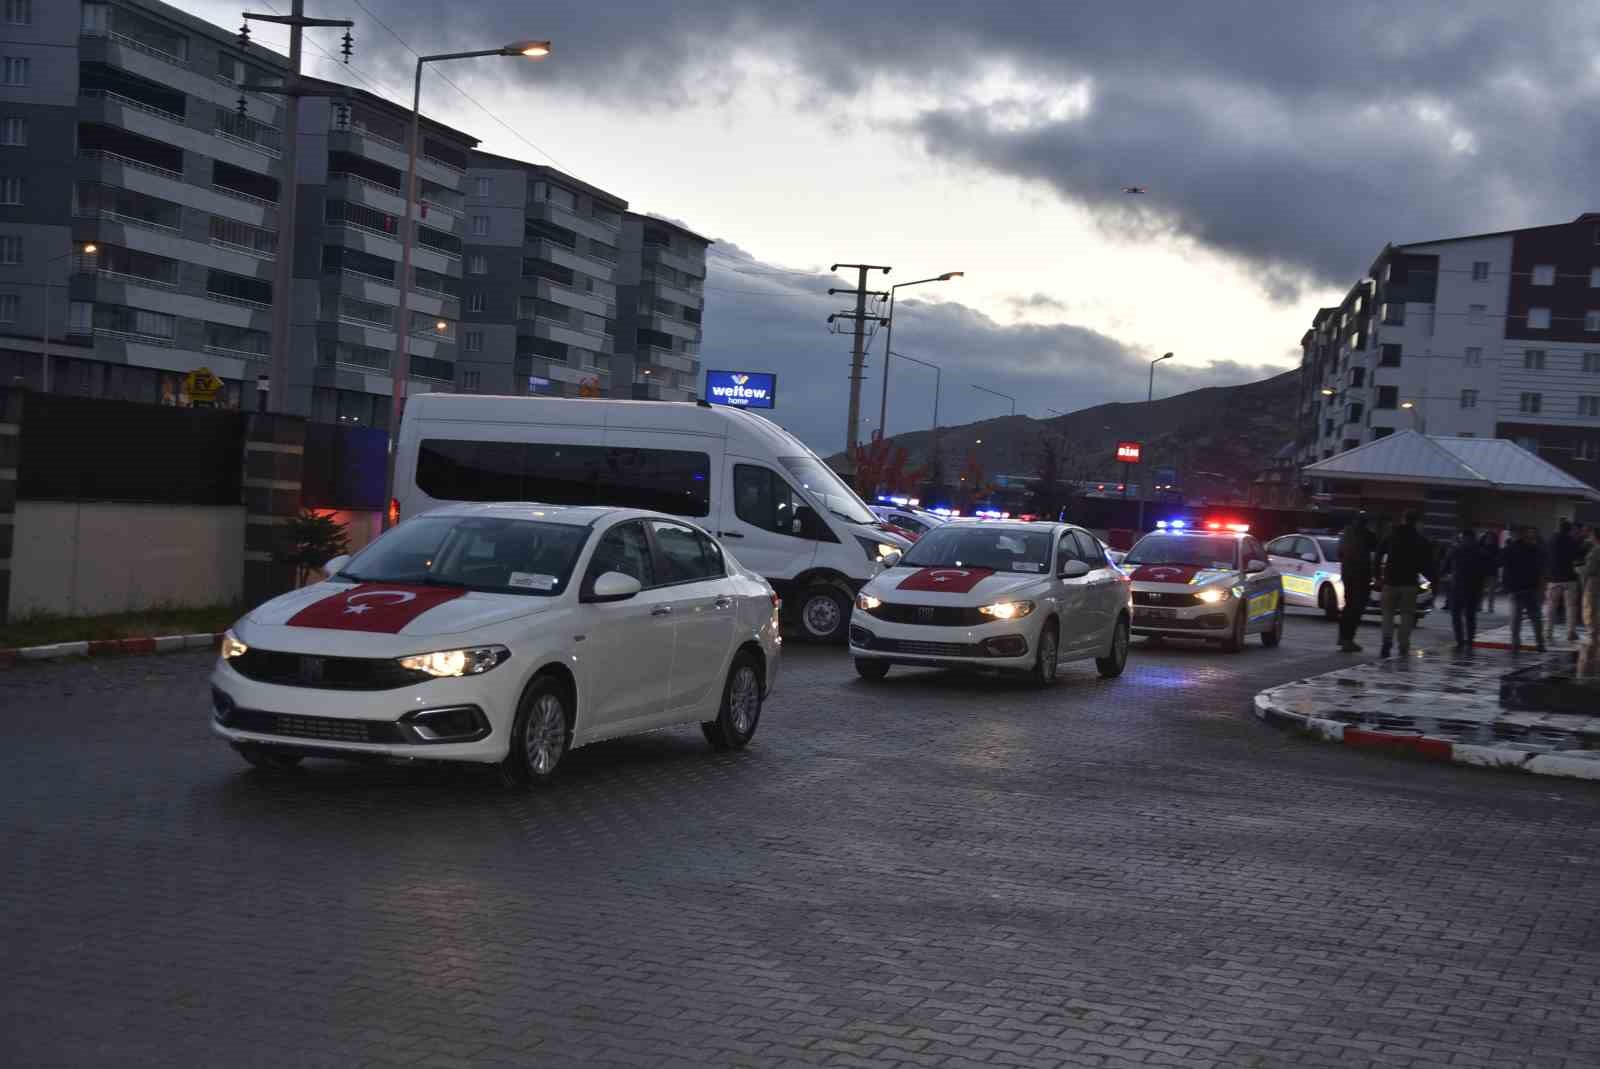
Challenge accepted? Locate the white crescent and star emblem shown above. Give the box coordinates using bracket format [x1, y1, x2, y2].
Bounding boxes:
[930, 570, 971, 584]
[342, 589, 419, 615]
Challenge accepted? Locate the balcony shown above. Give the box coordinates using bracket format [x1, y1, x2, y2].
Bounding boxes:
[526, 238, 616, 281]
[641, 242, 705, 281]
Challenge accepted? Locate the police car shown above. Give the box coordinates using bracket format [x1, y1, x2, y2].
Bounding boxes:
[1264, 532, 1434, 621]
[1124, 520, 1284, 651]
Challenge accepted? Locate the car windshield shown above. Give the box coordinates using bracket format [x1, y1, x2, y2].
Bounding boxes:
[778, 455, 877, 525]
[335, 515, 591, 596]
[1124, 534, 1239, 570]
[1317, 538, 1340, 562]
[900, 526, 1053, 573]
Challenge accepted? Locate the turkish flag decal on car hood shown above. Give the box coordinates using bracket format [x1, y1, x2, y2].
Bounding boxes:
[1128, 564, 1203, 584]
[895, 567, 995, 593]
[285, 583, 468, 633]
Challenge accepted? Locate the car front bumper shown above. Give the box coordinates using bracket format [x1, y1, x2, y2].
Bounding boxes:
[848, 611, 1037, 668]
[1130, 595, 1240, 637]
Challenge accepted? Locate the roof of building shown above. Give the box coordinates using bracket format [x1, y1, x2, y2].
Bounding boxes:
[302, 77, 478, 145]
[468, 150, 628, 208]
[1302, 430, 1600, 501]
[628, 211, 714, 246]
[1384, 212, 1600, 254]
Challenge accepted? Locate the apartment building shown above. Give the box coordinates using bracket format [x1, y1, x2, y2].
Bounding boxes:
[615, 212, 709, 401]
[460, 151, 625, 398]
[1297, 213, 1600, 481]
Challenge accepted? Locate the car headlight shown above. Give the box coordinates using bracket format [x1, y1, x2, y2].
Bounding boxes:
[857, 593, 881, 611]
[979, 600, 1036, 620]
[1196, 588, 1229, 604]
[1419, 577, 1431, 591]
[220, 629, 248, 659]
[855, 536, 901, 562]
[397, 645, 510, 678]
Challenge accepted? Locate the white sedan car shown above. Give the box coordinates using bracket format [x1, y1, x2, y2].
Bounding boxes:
[1265, 532, 1435, 621]
[211, 503, 782, 785]
[1125, 527, 1284, 652]
[848, 520, 1132, 685]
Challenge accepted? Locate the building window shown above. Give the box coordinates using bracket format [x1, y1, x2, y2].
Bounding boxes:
[1372, 426, 1393, 439]
[1527, 307, 1551, 329]
[1349, 367, 1365, 387]
[1346, 402, 1363, 424]
[0, 117, 23, 146]
[0, 176, 18, 205]
[1461, 389, 1478, 409]
[461, 370, 480, 392]
[1585, 352, 1600, 374]
[1471, 261, 1489, 281]
[1468, 303, 1486, 325]
[1532, 264, 1556, 286]
[1379, 343, 1402, 367]
[1524, 349, 1546, 370]
[1577, 440, 1599, 461]
[0, 233, 20, 264]
[1519, 392, 1542, 414]
[464, 329, 483, 352]
[468, 291, 484, 313]
[1580, 396, 1600, 418]
[1, 57, 29, 87]
[467, 254, 487, 275]
[1376, 385, 1398, 409]
[1382, 302, 1405, 325]
[1517, 436, 1539, 453]
[0, 292, 15, 321]
[1465, 346, 1482, 366]
[3, 1, 30, 25]
[470, 215, 490, 237]
[1587, 311, 1600, 333]
[473, 177, 491, 198]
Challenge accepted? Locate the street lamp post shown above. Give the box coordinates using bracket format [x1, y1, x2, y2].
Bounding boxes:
[1135, 352, 1173, 534]
[382, 39, 550, 530]
[887, 349, 942, 487]
[877, 272, 961, 439]
[970, 383, 1017, 480]
[42, 242, 97, 394]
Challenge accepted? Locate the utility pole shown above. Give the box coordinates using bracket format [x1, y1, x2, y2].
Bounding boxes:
[240, 2, 355, 414]
[827, 263, 890, 475]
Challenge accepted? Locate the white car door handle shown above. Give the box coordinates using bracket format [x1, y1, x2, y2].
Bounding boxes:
[713, 596, 734, 610]
[651, 605, 674, 617]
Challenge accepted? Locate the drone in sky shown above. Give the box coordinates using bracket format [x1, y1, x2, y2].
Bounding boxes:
[1122, 186, 1148, 194]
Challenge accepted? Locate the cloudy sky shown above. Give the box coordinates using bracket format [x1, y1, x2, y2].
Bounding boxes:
[197, 1, 1600, 451]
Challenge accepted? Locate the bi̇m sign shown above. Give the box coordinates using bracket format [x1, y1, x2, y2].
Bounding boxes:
[705, 370, 777, 409]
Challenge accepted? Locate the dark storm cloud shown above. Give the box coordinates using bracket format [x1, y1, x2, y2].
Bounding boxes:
[351, 1, 1600, 294]
[701, 243, 1280, 452]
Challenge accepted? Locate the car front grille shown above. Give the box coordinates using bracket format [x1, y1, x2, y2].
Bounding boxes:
[865, 602, 987, 626]
[1133, 590, 1202, 607]
[867, 637, 984, 657]
[1132, 611, 1230, 630]
[228, 648, 429, 690]
[224, 707, 408, 744]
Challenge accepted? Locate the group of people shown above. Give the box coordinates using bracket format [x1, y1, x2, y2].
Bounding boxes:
[1335, 511, 1600, 657]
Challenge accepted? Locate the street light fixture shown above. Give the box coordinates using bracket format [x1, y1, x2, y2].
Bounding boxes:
[42, 242, 98, 394]
[1135, 352, 1173, 534]
[877, 271, 962, 438]
[383, 38, 551, 530]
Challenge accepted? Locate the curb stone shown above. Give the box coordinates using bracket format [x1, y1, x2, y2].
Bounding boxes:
[1251, 690, 1600, 782]
[0, 632, 223, 668]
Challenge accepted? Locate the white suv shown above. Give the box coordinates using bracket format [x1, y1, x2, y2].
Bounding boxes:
[848, 521, 1132, 685]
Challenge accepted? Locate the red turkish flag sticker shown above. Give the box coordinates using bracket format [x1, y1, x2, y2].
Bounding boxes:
[285, 583, 468, 633]
[894, 567, 994, 593]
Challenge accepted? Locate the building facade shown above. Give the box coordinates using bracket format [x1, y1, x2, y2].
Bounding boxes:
[1297, 213, 1600, 483]
[460, 152, 625, 398]
[615, 212, 709, 402]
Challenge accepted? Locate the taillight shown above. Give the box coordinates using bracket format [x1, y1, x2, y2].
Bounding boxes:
[387, 497, 400, 526]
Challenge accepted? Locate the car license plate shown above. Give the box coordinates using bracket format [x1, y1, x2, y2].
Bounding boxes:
[1139, 608, 1177, 620]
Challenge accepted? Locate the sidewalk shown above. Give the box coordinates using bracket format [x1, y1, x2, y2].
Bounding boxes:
[1253, 625, 1600, 782]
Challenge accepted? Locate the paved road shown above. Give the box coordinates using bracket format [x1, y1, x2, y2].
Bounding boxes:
[3, 611, 1599, 1068]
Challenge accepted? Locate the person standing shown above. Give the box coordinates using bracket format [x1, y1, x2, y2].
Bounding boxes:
[1502, 525, 1548, 654]
[1337, 512, 1376, 653]
[1478, 530, 1502, 613]
[1580, 528, 1600, 653]
[1377, 509, 1434, 658]
[1448, 529, 1490, 649]
[1545, 519, 1583, 643]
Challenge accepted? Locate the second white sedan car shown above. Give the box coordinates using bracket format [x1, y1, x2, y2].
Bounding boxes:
[848, 520, 1132, 685]
[1265, 532, 1435, 621]
[211, 503, 782, 786]
[1124, 527, 1284, 652]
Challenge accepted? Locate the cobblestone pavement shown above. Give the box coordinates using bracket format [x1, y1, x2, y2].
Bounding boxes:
[4, 611, 1600, 1068]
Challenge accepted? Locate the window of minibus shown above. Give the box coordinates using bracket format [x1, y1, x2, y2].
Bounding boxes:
[415, 439, 710, 516]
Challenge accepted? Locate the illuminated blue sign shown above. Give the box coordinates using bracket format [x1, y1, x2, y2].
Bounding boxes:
[705, 370, 777, 409]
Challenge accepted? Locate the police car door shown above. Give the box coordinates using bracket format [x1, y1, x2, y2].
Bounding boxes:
[1240, 536, 1280, 631]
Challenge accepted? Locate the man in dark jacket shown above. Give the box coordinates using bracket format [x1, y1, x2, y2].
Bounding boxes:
[1337, 512, 1376, 652]
[1448, 529, 1490, 649]
[1377, 509, 1434, 657]
[1546, 519, 1583, 643]
[1502, 526, 1548, 653]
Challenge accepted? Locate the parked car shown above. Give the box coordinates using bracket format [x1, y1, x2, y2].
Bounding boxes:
[1264, 532, 1434, 621]
[869, 504, 948, 540]
[1124, 525, 1284, 652]
[848, 520, 1132, 686]
[394, 394, 910, 644]
[211, 503, 782, 785]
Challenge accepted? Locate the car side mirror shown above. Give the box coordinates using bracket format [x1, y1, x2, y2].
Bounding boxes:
[586, 571, 642, 603]
[1059, 559, 1091, 579]
[322, 554, 351, 578]
[881, 549, 902, 569]
[1246, 559, 1268, 574]
[1300, 552, 1319, 563]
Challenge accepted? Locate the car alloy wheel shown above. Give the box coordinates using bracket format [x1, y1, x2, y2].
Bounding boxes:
[527, 693, 567, 776]
[704, 652, 762, 750]
[798, 586, 848, 643]
[1031, 624, 1058, 686]
[1261, 607, 1284, 648]
[502, 678, 570, 788]
[1319, 585, 1339, 621]
[1223, 605, 1247, 653]
[1096, 615, 1129, 678]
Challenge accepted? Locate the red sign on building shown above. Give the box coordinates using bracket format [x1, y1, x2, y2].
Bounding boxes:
[1115, 441, 1142, 463]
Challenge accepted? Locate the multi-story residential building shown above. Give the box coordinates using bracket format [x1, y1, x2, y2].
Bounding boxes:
[459, 151, 625, 398]
[0, 0, 290, 406]
[615, 212, 709, 401]
[1296, 213, 1600, 481]
[291, 86, 475, 425]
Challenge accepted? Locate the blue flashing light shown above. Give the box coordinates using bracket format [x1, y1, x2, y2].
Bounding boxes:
[1155, 520, 1169, 529]
[1170, 519, 1186, 529]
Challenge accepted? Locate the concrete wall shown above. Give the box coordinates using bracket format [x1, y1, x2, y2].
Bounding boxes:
[11, 502, 244, 616]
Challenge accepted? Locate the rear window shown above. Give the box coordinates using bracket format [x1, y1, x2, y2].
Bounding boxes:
[416, 439, 710, 517]
[1317, 538, 1340, 562]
